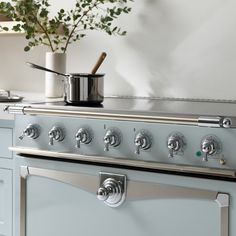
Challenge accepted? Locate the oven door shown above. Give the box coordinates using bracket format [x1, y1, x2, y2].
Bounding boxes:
[18, 161, 231, 236]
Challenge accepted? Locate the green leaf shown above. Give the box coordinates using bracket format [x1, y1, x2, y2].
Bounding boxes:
[24, 46, 31, 52]
[81, 3, 88, 8]
[39, 8, 48, 18]
[2, 27, 9, 31]
[105, 16, 113, 22]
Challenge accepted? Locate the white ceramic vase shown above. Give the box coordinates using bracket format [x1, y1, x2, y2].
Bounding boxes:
[45, 52, 66, 98]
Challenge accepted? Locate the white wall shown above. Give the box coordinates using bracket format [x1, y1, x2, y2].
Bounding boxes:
[0, 0, 236, 100]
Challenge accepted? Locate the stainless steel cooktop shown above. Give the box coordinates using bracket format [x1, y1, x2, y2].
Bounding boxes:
[6, 97, 236, 129]
[17, 97, 236, 117]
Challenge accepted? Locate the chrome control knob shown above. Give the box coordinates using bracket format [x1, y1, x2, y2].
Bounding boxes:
[19, 124, 39, 140]
[75, 128, 92, 148]
[134, 131, 152, 155]
[167, 133, 185, 158]
[103, 129, 121, 152]
[48, 126, 64, 146]
[201, 135, 221, 162]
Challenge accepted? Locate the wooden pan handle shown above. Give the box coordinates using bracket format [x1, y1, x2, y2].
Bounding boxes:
[91, 52, 107, 74]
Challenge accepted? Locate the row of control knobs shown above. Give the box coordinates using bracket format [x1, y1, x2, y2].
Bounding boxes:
[18, 124, 152, 154]
[19, 124, 222, 161]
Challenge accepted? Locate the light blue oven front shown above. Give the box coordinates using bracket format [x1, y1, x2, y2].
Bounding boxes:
[13, 114, 236, 236]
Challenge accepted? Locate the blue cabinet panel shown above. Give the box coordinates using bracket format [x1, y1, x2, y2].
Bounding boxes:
[0, 168, 12, 236]
[0, 128, 12, 159]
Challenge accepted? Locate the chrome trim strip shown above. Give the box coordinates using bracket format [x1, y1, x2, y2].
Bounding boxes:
[198, 116, 222, 128]
[20, 167, 27, 236]
[6, 105, 198, 125]
[26, 166, 98, 193]
[221, 207, 229, 236]
[216, 193, 230, 236]
[126, 180, 218, 201]
[7, 105, 234, 128]
[11, 146, 236, 178]
[23, 107, 198, 125]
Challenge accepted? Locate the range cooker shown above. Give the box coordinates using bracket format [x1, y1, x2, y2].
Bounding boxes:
[6, 97, 236, 236]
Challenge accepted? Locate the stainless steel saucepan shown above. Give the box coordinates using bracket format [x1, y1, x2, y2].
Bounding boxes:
[27, 52, 106, 105]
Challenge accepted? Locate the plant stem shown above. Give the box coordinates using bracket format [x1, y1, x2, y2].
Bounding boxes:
[35, 18, 55, 52]
[63, 3, 98, 53]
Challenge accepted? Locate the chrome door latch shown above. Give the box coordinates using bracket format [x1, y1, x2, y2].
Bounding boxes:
[96, 172, 126, 208]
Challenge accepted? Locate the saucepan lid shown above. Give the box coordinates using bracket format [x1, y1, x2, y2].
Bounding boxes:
[0, 90, 23, 102]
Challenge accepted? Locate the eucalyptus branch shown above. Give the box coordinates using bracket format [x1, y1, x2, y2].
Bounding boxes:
[63, 13, 88, 52]
[35, 18, 54, 52]
[63, 3, 99, 53]
[0, 0, 133, 52]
